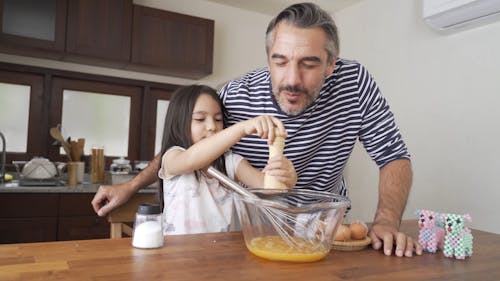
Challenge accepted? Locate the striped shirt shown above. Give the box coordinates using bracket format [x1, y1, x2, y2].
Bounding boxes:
[219, 58, 410, 200]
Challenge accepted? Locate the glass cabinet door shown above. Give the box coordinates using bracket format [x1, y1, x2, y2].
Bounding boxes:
[0, 82, 31, 153]
[61, 89, 131, 157]
[0, 70, 44, 162]
[0, 0, 66, 51]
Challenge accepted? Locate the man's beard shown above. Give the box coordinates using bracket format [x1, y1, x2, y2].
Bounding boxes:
[273, 77, 325, 116]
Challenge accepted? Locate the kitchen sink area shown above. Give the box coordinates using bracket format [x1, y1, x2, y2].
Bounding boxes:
[0, 171, 158, 193]
[1, 152, 157, 193]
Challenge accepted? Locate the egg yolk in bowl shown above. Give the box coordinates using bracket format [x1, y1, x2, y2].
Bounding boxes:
[246, 236, 330, 262]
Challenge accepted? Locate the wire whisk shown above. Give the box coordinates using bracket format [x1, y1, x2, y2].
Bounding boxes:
[207, 166, 331, 249]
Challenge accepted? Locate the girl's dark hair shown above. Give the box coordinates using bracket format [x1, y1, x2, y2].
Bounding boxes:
[157, 84, 227, 209]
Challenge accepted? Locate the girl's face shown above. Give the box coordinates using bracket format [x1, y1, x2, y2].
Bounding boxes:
[190, 93, 224, 144]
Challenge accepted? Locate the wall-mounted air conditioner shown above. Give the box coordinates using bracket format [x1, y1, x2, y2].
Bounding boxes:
[423, 0, 500, 33]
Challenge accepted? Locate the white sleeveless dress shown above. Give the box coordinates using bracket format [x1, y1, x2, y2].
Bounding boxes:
[158, 146, 242, 235]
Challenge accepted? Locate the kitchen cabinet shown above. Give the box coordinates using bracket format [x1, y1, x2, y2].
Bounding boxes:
[66, 0, 132, 63]
[130, 5, 214, 79]
[0, 0, 132, 63]
[0, 192, 109, 244]
[57, 193, 109, 241]
[0, 1, 214, 79]
[0, 193, 58, 243]
[0, 0, 67, 58]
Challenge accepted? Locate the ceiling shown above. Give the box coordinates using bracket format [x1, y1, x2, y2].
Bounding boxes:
[204, 0, 364, 16]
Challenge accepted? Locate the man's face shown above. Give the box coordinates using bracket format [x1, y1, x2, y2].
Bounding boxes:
[268, 22, 335, 115]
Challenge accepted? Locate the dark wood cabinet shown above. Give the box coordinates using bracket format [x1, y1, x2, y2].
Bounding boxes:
[0, 193, 59, 243]
[0, 218, 58, 243]
[0, 1, 214, 79]
[58, 216, 109, 241]
[0, 193, 109, 244]
[66, 0, 132, 63]
[0, 0, 67, 58]
[57, 193, 109, 241]
[131, 5, 214, 79]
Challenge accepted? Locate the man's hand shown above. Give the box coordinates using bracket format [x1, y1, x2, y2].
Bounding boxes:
[91, 155, 161, 217]
[369, 222, 423, 257]
[371, 159, 422, 257]
[91, 183, 134, 217]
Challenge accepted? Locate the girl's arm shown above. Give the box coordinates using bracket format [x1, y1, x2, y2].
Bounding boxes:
[164, 116, 285, 176]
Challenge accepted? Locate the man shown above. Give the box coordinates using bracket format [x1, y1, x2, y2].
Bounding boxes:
[92, 3, 422, 257]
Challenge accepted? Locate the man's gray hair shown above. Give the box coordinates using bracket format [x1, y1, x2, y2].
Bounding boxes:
[265, 2, 339, 64]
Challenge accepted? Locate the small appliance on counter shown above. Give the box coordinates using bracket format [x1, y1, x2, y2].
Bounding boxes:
[110, 157, 132, 175]
[133, 160, 150, 172]
[110, 158, 158, 189]
[110, 157, 134, 186]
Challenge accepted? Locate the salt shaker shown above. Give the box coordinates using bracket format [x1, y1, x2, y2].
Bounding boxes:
[132, 203, 164, 249]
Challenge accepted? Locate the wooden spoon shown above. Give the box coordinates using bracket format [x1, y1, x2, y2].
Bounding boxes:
[70, 138, 85, 161]
[49, 127, 73, 161]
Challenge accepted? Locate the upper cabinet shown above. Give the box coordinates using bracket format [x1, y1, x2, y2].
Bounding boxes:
[131, 5, 214, 79]
[66, 0, 132, 62]
[0, 0, 67, 57]
[0, 1, 214, 79]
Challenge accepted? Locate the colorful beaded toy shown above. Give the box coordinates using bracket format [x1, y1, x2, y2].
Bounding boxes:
[415, 209, 445, 253]
[441, 213, 473, 259]
[416, 210, 473, 259]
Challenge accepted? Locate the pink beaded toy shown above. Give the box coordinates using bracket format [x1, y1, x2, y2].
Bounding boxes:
[415, 209, 445, 253]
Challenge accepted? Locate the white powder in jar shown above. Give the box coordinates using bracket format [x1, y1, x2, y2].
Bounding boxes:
[132, 221, 164, 249]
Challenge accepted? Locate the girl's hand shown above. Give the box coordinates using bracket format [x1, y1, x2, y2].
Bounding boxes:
[262, 156, 297, 189]
[241, 116, 286, 144]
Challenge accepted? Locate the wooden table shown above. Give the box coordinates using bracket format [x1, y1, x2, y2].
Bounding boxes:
[1, 221, 499, 281]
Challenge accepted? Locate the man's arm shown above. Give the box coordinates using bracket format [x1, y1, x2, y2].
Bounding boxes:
[369, 159, 423, 257]
[91, 155, 160, 217]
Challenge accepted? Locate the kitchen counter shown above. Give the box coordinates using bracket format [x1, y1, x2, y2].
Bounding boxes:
[0, 182, 102, 193]
[0, 183, 157, 193]
[1, 220, 498, 281]
[0, 178, 157, 193]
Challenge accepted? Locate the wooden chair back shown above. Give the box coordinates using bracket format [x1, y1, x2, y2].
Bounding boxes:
[107, 193, 157, 238]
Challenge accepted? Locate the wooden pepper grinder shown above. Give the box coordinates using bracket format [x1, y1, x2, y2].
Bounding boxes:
[264, 128, 287, 189]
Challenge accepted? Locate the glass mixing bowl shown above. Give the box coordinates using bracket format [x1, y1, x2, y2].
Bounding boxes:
[235, 189, 350, 262]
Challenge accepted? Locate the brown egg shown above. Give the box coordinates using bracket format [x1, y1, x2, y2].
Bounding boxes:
[349, 221, 368, 240]
[334, 224, 351, 241]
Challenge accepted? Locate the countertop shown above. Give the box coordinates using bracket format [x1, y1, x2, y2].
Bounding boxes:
[0, 177, 157, 194]
[0, 182, 103, 193]
[1, 220, 498, 281]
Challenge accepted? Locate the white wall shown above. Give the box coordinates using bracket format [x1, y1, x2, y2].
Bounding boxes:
[336, 0, 500, 234]
[0, 0, 271, 89]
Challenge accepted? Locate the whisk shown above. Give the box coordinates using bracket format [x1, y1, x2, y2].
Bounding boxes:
[207, 166, 314, 249]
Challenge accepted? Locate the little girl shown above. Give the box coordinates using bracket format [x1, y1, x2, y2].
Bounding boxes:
[158, 85, 296, 235]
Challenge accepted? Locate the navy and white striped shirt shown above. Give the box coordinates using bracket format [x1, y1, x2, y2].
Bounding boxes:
[219, 58, 410, 200]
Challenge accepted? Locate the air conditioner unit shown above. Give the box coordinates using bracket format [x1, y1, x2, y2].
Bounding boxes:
[423, 0, 500, 33]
